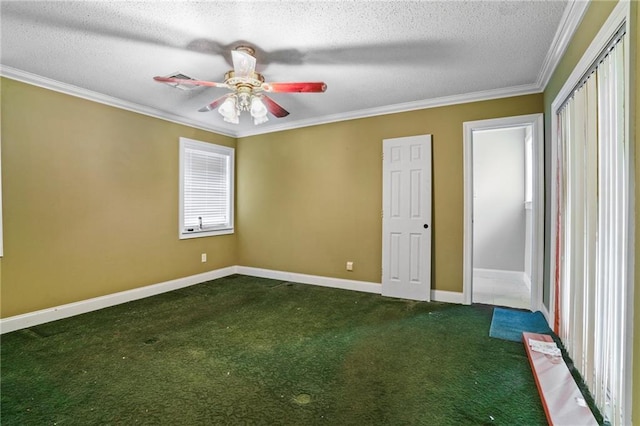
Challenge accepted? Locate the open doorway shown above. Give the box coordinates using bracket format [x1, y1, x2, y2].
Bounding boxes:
[462, 114, 543, 312]
[472, 126, 531, 309]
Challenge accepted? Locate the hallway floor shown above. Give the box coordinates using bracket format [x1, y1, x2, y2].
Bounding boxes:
[473, 272, 530, 310]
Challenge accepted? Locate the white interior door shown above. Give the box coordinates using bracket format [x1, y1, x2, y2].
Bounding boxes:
[382, 135, 432, 301]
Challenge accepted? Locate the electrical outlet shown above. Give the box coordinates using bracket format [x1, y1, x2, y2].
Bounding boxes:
[346, 261, 354, 271]
[201, 253, 207, 263]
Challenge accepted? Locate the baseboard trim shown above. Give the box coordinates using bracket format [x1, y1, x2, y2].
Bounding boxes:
[1, 266, 465, 334]
[431, 289, 465, 304]
[236, 266, 382, 294]
[0, 266, 237, 334]
[539, 303, 551, 327]
[237, 267, 465, 305]
[523, 273, 532, 291]
[473, 268, 526, 283]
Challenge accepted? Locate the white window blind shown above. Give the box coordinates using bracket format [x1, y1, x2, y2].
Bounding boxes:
[554, 29, 629, 425]
[179, 138, 234, 238]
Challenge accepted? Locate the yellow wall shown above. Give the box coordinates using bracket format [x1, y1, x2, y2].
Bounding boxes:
[1, 78, 237, 317]
[543, 0, 639, 420]
[237, 95, 543, 290]
[2, 78, 542, 318]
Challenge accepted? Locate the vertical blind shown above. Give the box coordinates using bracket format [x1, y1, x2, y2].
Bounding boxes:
[555, 30, 628, 425]
[183, 146, 231, 232]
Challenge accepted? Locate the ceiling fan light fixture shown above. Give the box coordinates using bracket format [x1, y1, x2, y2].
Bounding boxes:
[237, 92, 252, 111]
[218, 96, 239, 124]
[253, 114, 269, 125]
[250, 96, 269, 125]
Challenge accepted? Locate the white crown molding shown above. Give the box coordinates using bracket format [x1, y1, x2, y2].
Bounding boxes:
[2, 64, 542, 140]
[0, 65, 237, 138]
[535, 0, 590, 90]
[236, 83, 542, 138]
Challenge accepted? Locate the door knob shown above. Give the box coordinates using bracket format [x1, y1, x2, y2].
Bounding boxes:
[423, 224, 429, 229]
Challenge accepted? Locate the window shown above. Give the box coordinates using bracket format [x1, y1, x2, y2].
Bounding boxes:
[179, 137, 234, 239]
[551, 7, 631, 425]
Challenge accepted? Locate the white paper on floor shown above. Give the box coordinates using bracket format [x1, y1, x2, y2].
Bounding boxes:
[528, 338, 561, 357]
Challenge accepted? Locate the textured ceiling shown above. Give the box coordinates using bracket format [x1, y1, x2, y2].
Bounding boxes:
[1, 1, 575, 137]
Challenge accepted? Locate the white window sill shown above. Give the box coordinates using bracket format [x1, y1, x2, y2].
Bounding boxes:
[179, 228, 234, 239]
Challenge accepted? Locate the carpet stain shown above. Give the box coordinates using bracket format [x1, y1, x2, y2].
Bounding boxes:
[270, 281, 295, 289]
[187, 349, 206, 359]
[293, 394, 312, 405]
[23, 326, 62, 338]
[20, 329, 44, 339]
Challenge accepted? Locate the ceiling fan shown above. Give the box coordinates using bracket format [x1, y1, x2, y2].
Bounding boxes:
[154, 45, 327, 125]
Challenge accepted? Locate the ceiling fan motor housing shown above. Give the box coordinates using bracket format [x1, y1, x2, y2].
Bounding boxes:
[224, 70, 265, 91]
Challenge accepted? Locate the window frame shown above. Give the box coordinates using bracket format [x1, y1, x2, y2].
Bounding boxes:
[178, 137, 234, 239]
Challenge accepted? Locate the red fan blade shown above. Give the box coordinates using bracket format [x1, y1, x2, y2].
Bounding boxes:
[262, 82, 327, 93]
[198, 94, 232, 112]
[153, 76, 229, 89]
[261, 95, 290, 118]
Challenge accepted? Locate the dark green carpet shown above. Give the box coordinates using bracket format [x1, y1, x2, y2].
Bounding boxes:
[1, 275, 547, 425]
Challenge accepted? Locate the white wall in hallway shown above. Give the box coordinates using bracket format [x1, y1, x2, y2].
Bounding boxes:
[472, 127, 526, 272]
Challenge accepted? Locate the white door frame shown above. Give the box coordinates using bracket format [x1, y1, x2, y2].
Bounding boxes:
[462, 113, 544, 311]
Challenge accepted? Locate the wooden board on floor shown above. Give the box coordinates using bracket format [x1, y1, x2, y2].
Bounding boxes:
[522, 332, 598, 426]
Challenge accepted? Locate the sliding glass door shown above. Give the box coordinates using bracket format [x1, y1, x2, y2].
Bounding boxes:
[552, 13, 631, 425]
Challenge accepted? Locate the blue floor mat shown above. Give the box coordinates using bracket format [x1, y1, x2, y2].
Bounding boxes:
[489, 307, 552, 342]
